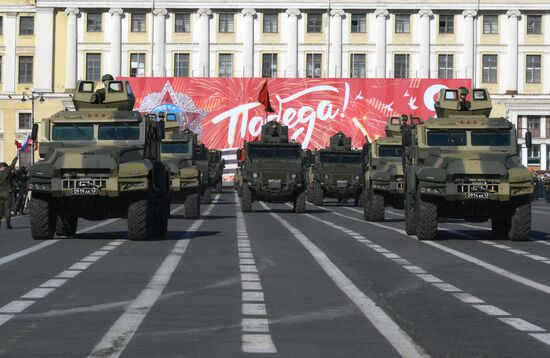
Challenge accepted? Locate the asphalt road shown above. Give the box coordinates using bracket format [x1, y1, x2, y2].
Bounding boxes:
[1, 192, 550, 357]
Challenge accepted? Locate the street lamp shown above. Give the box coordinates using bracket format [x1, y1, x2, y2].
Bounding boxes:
[20, 91, 44, 165]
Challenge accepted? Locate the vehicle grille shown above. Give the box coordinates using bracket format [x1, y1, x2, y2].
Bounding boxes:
[61, 170, 110, 190]
[454, 176, 500, 194]
[62, 178, 107, 190]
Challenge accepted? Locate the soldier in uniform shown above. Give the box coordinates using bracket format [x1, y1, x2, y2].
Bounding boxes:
[91, 74, 114, 104]
[458, 87, 471, 111]
[0, 157, 18, 229]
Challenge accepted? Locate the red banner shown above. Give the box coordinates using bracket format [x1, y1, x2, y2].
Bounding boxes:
[123, 78, 471, 150]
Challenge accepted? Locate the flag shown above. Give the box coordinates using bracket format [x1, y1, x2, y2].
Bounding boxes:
[258, 80, 275, 113]
[14, 139, 21, 149]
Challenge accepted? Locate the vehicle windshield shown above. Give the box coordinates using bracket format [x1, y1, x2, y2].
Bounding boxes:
[195, 150, 208, 161]
[98, 123, 140, 140]
[471, 130, 511, 146]
[248, 145, 301, 159]
[162, 142, 190, 154]
[427, 130, 467, 146]
[320, 152, 362, 164]
[52, 124, 94, 141]
[378, 145, 403, 158]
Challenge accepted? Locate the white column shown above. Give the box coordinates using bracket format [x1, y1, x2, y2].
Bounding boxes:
[418, 9, 432, 78]
[65, 7, 79, 89]
[153, 8, 167, 76]
[462, 10, 477, 80]
[3, 12, 17, 93]
[35, 8, 54, 92]
[285, 9, 300, 78]
[506, 10, 521, 94]
[197, 8, 212, 77]
[541, 143, 548, 170]
[329, 9, 344, 78]
[521, 146, 528, 167]
[109, 8, 123, 77]
[241, 8, 256, 77]
[375, 9, 389, 78]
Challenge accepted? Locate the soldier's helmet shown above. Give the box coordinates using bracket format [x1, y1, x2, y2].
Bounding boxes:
[101, 74, 115, 82]
[459, 87, 469, 96]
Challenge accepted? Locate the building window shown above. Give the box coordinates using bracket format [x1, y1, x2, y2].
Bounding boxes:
[483, 15, 498, 34]
[527, 15, 542, 34]
[19, 16, 34, 35]
[86, 53, 101, 81]
[395, 14, 410, 33]
[307, 13, 322, 33]
[174, 53, 190, 77]
[350, 54, 366, 78]
[0, 56, 2, 83]
[87, 13, 102, 32]
[18, 113, 32, 131]
[528, 144, 541, 165]
[131, 13, 146, 32]
[0, 16, 3, 35]
[438, 54, 454, 79]
[439, 15, 454, 34]
[175, 13, 190, 33]
[351, 14, 366, 33]
[130, 53, 146, 77]
[263, 14, 278, 33]
[394, 54, 409, 78]
[219, 54, 233, 77]
[527, 116, 541, 137]
[18, 56, 33, 83]
[306, 54, 322, 78]
[482, 54, 497, 83]
[219, 13, 234, 33]
[262, 53, 278, 78]
[526, 55, 542, 83]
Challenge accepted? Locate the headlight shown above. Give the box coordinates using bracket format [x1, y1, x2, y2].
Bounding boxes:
[290, 173, 297, 179]
[252, 172, 259, 179]
[354, 175, 360, 180]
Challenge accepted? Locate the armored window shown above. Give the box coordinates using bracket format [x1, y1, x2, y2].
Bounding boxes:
[307, 13, 323, 33]
[438, 54, 454, 79]
[528, 144, 540, 165]
[219, 54, 233, 77]
[378, 146, 403, 158]
[86, 53, 101, 81]
[527, 116, 541, 137]
[526, 55, 541, 83]
[483, 15, 498, 34]
[79, 81, 94, 92]
[131, 13, 146, 32]
[394, 54, 409, 78]
[263, 14, 278, 33]
[482, 54, 497, 83]
[262, 53, 278, 78]
[395, 14, 410, 33]
[427, 130, 467, 146]
[350, 54, 366, 78]
[108, 82, 123, 92]
[174, 53, 190, 77]
[527, 15, 542, 34]
[18, 112, 32, 131]
[0, 16, 3, 35]
[87, 13, 102, 32]
[161, 142, 190, 154]
[219, 13, 234, 33]
[351, 14, 366, 33]
[306, 53, 322, 78]
[19, 16, 34, 35]
[98, 123, 140, 140]
[471, 130, 511, 146]
[439, 15, 454, 34]
[175, 13, 190, 33]
[52, 124, 94, 141]
[18, 56, 33, 83]
[130, 53, 146, 77]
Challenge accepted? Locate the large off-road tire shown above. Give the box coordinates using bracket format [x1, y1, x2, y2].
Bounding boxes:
[356, 191, 364, 207]
[216, 180, 223, 194]
[237, 184, 243, 197]
[241, 184, 252, 212]
[313, 183, 324, 206]
[128, 199, 152, 241]
[370, 190, 385, 222]
[30, 196, 56, 240]
[307, 186, 314, 203]
[201, 187, 212, 204]
[184, 191, 200, 219]
[294, 191, 306, 213]
[491, 217, 510, 238]
[153, 200, 169, 237]
[509, 200, 531, 241]
[405, 192, 417, 235]
[416, 192, 438, 240]
[363, 190, 371, 221]
[55, 216, 78, 237]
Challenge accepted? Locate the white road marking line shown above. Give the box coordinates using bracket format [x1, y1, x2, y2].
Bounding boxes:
[40, 279, 68, 288]
[240, 259, 256, 265]
[56, 270, 82, 279]
[242, 273, 261, 282]
[452, 292, 484, 304]
[472, 305, 511, 316]
[0, 314, 14, 325]
[537, 241, 550, 247]
[0, 241, 60, 268]
[240, 265, 258, 273]
[88, 200, 218, 358]
[81, 256, 102, 263]
[269, 204, 426, 358]
[101, 246, 117, 251]
[416, 274, 443, 283]
[242, 334, 277, 354]
[499, 318, 546, 332]
[0, 300, 35, 313]
[242, 318, 270, 332]
[432, 283, 461, 292]
[239, 247, 252, 252]
[239, 252, 254, 259]
[90, 250, 110, 257]
[530, 333, 550, 346]
[403, 265, 427, 274]
[243, 303, 267, 316]
[69, 262, 94, 270]
[506, 249, 529, 255]
[242, 281, 263, 291]
[21, 288, 55, 299]
[242, 291, 265, 302]
[525, 254, 549, 261]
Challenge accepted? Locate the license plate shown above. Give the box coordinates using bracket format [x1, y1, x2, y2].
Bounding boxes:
[337, 180, 348, 188]
[466, 192, 489, 199]
[73, 188, 98, 195]
[268, 179, 282, 189]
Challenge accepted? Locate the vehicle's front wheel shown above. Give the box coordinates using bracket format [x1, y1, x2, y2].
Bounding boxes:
[128, 198, 152, 241]
[313, 183, 324, 206]
[509, 200, 531, 241]
[416, 192, 438, 240]
[216, 180, 223, 193]
[241, 184, 252, 212]
[55, 216, 78, 237]
[201, 187, 212, 204]
[405, 192, 417, 235]
[184, 191, 200, 219]
[294, 191, 306, 213]
[30, 196, 56, 240]
[369, 190, 385, 222]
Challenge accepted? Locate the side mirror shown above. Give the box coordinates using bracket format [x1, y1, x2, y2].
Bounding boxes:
[31, 123, 39, 141]
[237, 148, 243, 159]
[525, 131, 532, 149]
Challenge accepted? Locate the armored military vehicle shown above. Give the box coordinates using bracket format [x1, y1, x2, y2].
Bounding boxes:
[208, 149, 225, 193]
[160, 119, 201, 219]
[194, 143, 214, 204]
[29, 76, 170, 241]
[402, 88, 533, 241]
[238, 122, 306, 212]
[362, 116, 422, 221]
[307, 132, 362, 206]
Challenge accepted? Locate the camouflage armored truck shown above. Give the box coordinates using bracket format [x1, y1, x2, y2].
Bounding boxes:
[208, 149, 225, 193]
[194, 143, 214, 204]
[402, 88, 533, 241]
[307, 132, 362, 206]
[238, 122, 306, 213]
[160, 119, 201, 219]
[362, 116, 422, 221]
[29, 76, 171, 241]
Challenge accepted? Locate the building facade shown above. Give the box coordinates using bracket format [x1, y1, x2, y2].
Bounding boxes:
[1, 0, 550, 169]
